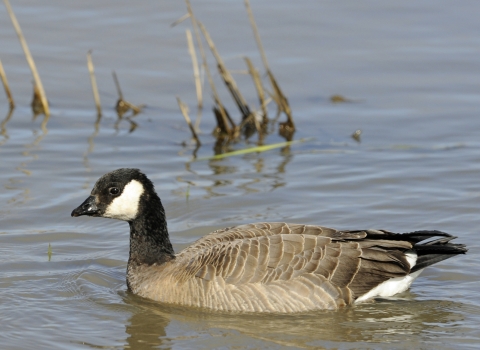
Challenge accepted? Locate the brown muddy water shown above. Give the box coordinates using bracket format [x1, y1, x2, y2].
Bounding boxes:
[1, 1, 480, 349]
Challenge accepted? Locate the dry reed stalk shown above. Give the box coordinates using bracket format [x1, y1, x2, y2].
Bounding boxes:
[198, 22, 252, 120]
[244, 57, 267, 126]
[0, 59, 15, 109]
[177, 97, 201, 146]
[244, 0, 269, 71]
[213, 99, 233, 136]
[129, 101, 145, 114]
[213, 106, 235, 137]
[4, 0, 49, 116]
[185, 0, 233, 136]
[185, 0, 207, 77]
[204, 65, 233, 136]
[268, 70, 294, 130]
[112, 71, 143, 116]
[186, 29, 203, 109]
[171, 13, 190, 27]
[204, 64, 232, 136]
[86, 50, 102, 116]
[244, 0, 294, 132]
[112, 70, 124, 100]
[31, 83, 44, 116]
[239, 109, 260, 133]
[117, 99, 144, 116]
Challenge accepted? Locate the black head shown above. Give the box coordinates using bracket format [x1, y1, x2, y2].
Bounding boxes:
[71, 168, 155, 221]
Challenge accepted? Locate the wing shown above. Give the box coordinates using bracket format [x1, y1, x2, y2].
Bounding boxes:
[179, 222, 364, 254]
[175, 223, 413, 306]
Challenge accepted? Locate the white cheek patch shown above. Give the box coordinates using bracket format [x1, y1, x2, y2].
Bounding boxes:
[104, 179, 144, 221]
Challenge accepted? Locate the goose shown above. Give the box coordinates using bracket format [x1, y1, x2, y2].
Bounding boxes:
[71, 168, 467, 313]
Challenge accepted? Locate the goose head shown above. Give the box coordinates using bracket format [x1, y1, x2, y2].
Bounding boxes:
[71, 168, 151, 222]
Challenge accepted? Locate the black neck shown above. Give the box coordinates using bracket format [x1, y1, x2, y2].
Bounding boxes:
[127, 195, 175, 267]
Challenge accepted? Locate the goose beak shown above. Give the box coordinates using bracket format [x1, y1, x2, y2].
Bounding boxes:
[71, 196, 99, 217]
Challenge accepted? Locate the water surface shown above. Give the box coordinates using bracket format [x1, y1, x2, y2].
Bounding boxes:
[1, 1, 480, 349]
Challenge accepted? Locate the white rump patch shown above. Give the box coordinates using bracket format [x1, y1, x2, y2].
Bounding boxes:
[405, 250, 417, 269]
[104, 179, 144, 221]
[355, 251, 422, 303]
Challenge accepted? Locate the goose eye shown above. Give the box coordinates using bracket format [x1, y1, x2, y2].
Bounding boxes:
[109, 187, 119, 195]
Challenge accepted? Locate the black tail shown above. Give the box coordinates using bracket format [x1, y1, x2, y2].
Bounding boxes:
[411, 232, 468, 272]
[361, 229, 468, 273]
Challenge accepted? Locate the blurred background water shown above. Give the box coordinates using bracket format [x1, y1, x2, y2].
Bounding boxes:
[1, 1, 480, 349]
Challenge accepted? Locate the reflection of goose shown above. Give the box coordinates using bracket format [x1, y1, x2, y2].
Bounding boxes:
[122, 295, 467, 348]
[71, 168, 467, 313]
[123, 301, 170, 350]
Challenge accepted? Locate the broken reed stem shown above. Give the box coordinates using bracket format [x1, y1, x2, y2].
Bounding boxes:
[244, 57, 267, 124]
[238, 109, 260, 133]
[125, 101, 144, 115]
[213, 96, 233, 135]
[171, 13, 190, 27]
[198, 22, 251, 119]
[186, 0, 225, 124]
[177, 97, 201, 146]
[185, 0, 208, 80]
[186, 29, 203, 109]
[112, 70, 124, 100]
[0, 59, 15, 109]
[86, 50, 102, 116]
[31, 83, 43, 115]
[4, 0, 49, 116]
[244, 0, 294, 131]
[244, 0, 269, 71]
[202, 65, 232, 135]
[186, 0, 210, 113]
[185, 1, 237, 136]
[268, 70, 294, 129]
[111, 71, 144, 118]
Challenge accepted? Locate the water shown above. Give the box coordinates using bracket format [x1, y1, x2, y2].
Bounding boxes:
[1, 1, 480, 349]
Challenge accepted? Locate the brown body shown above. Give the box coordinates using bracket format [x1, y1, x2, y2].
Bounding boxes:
[127, 222, 413, 312]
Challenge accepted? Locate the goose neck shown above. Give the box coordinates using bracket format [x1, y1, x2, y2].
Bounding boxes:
[127, 201, 175, 267]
